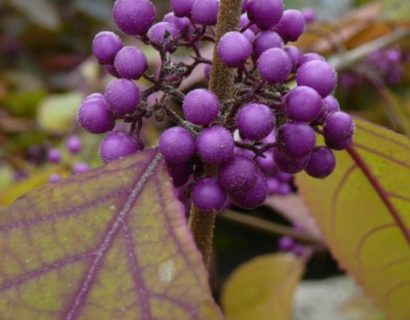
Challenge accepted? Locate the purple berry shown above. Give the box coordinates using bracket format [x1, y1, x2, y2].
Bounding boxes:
[49, 173, 61, 184]
[229, 172, 268, 209]
[284, 45, 301, 69]
[147, 22, 180, 50]
[92, 31, 123, 64]
[192, 177, 227, 212]
[302, 7, 316, 24]
[72, 162, 90, 174]
[296, 60, 337, 97]
[236, 103, 275, 140]
[276, 9, 305, 42]
[277, 123, 316, 158]
[183, 89, 220, 126]
[78, 95, 115, 134]
[163, 12, 191, 35]
[256, 152, 275, 175]
[218, 32, 252, 67]
[267, 178, 280, 194]
[286, 86, 322, 122]
[105, 64, 120, 78]
[66, 135, 81, 154]
[166, 161, 193, 187]
[104, 79, 140, 117]
[253, 31, 284, 57]
[278, 236, 294, 251]
[326, 136, 353, 150]
[159, 127, 195, 164]
[47, 149, 61, 163]
[113, 0, 156, 35]
[297, 52, 324, 68]
[197, 126, 234, 165]
[100, 131, 139, 163]
[191, 0, 219, 26]
[305, 147, 336, 178]
[323, 95, 340, 114]
[114, 46, 148, 80]
[324, 112, 355, 147]
[273, 148, 310, 174]
[257, 48, 292, 83]
[171, 0, 194, 17]
[243, 29, 256, 43]
[247, 0, 284, 30]
[278, 183, 292, 195]
[218, 155, 258, 193]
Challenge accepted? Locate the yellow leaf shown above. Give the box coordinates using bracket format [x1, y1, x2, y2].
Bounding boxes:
[297, 118, 410, 320]
[222, 254, 304, 320]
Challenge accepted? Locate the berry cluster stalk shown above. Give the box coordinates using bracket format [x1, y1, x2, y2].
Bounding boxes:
[188, 0, 243, 268]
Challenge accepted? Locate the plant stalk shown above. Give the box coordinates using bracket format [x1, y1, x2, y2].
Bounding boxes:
[189, 0, 243, 268]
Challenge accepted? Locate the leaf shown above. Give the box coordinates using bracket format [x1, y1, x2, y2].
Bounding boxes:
[37, 92, 83, 134]
[9, 0, 61, 30]
[296, 118, 410, 320]
[0, 148, 222, 319]
[221, 254, 304, 320]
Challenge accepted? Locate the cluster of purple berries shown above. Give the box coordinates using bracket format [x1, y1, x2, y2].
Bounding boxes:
[78, 0, 355, 212]
[368, 48, 404, 85]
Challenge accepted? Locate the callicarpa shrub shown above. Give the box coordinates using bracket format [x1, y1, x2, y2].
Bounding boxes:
[78, 0, 355, 212]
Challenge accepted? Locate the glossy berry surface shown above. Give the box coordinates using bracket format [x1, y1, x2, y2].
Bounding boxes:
[147, 22, 180, 47]
[113, 0, 156, 35]
[277, 122, 316, 158]
[191, 0, 219, 26]
[324, 112, 355, 145]
[159, 127, 196, 164]
[305, 147, 336, 178]
[104, 79, 140, 116]
[114, 46, 148, 79]
[78, 95, 115, 134]
[218, 32, 253, 67]
[273, 148, 310, 174]
[170, 0, 194, 17]
[247, 0, 284, 30]
[197, 126, 234, 165]
[218, 155, 258, 193]
[183, 89, 220, 126]
[276, 9, 305, 42]
[296, 60, 337, 97]
[100, 131, 140, 163]
[192, 178, 227, 212]
[257, 48, 292, 83]
[253, 31, 284, 57]
[286, 86, 322, 122]
[236, 103, 275, 140]
[229, 172, 268, 209]
[92, 32, 123, 64]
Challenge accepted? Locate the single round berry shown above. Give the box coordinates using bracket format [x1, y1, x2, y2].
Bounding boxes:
[72, 162, 90, 174]
[100, 131, 140, 163]
[302, 7, 316, 23]
[183, 89, 220, 126]
[113, 0, 156, 35]
[273, 148, 310, 174]
[277, 123, 316, 158]
[47, 149, 61, 164]
[256, 152, 275, 176]
[296, 60, 337, 97]
[253, 31, 284, 58]
[66, 135, 81, 154]
[278, 183, 292, 195]
[218, 155, 258, 193]
[191, 0, 219, 26]
[49, 173, 61, 184]
[159, 127, 195, 164]
[305, 147, 336, 178]
[163, 12, 190, 35]
[147, 22, 180, 48]
[297, 52, 324, 68]
[166, 161, 193, 187]
[323, 95, 341, 114]
[171, 0, 194, 17]
[104, 79, 140, 117]
[278, 236, 295, 251]
[276, 9, 305, 42]
[237, 103, 275, 140]
[257, 48, 292, 83]
[192, 178, 227, 212]
[218, 31, 252, 67]
[78, 95, 115, 134]
[197, 126, 234, 165]
[267, 178, 280, 194]
[286, 86, 322, 122]
[324, 112, 355, 146]
[114, 46, 148, 80]
[229, 172, 268, 209]
[92, 32, 123, 64]
[247, 0, 284, 30]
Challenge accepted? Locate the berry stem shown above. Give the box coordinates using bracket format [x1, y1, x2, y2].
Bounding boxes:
[188, 0, 243, 268]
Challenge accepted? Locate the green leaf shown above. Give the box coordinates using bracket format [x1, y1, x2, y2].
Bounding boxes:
[37, 92, 82, 134]
[0, 149, 222, 319]
[222, 254, 304, 320]
[297, 118, 410, 320]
